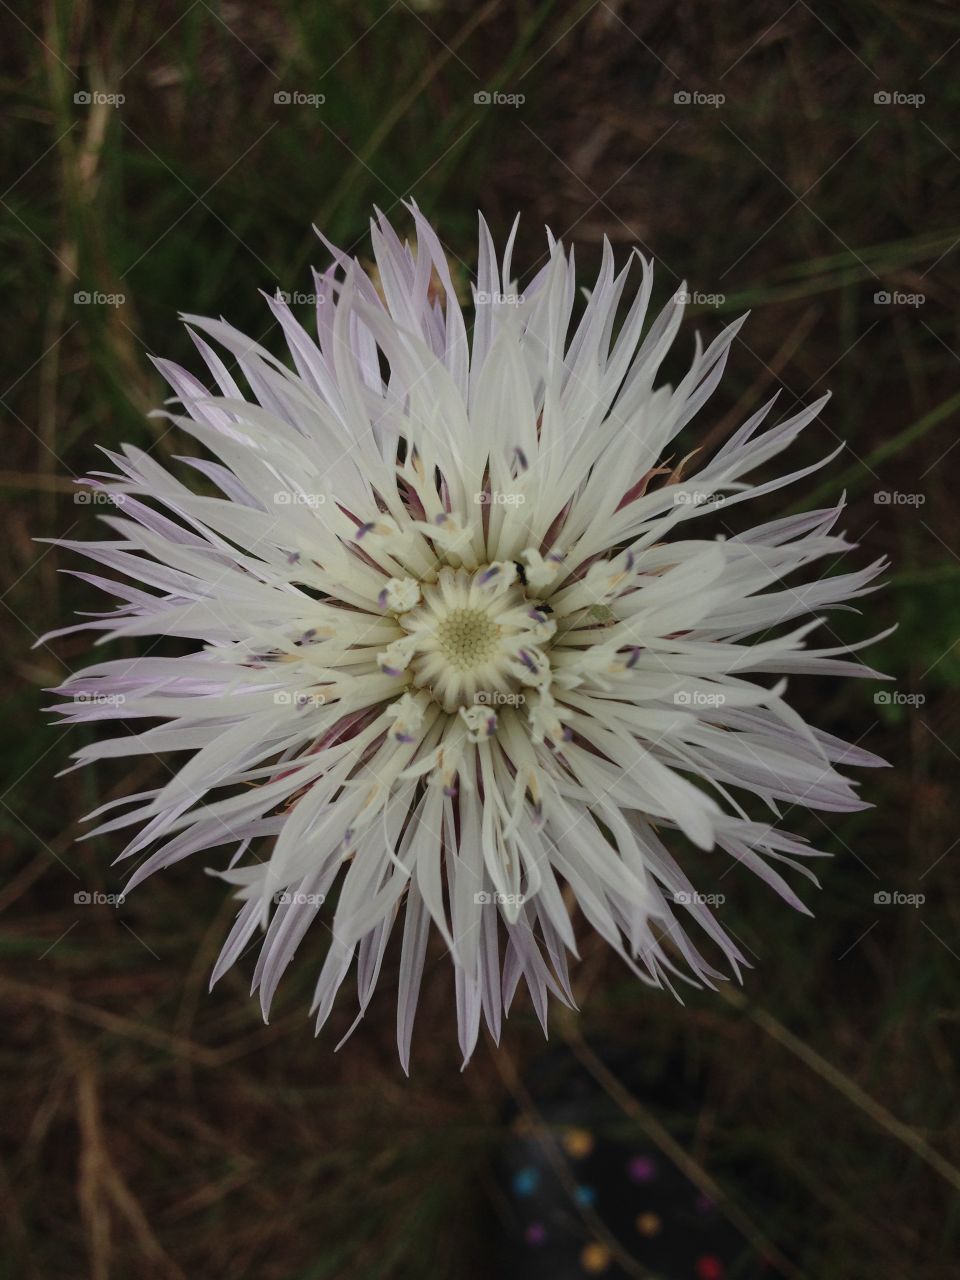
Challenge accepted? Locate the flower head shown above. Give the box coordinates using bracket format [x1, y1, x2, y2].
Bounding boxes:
[48, 205, 887, 1069]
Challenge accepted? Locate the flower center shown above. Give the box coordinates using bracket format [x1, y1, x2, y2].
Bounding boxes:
[382, 565, 556, 713]
[434, 608, 502, 671]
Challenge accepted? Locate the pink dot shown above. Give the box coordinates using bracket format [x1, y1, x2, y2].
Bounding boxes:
[525, 1222, 547, 1246]
[695, 1256, 725, 1280]
[627, 1155, 657, 1182]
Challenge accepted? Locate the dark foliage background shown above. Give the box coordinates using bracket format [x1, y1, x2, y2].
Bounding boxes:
[2, 3, 958, 1277]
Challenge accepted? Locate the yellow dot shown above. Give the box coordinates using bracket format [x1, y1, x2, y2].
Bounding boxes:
[580, 1242, 612, 1273]
[563, 1126, 595, 1158]
[636, 1211, 661, 1237]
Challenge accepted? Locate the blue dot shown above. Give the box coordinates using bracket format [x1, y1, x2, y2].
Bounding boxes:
[512, 1166, 540, 1197]
[574, 1184, 597, 1207]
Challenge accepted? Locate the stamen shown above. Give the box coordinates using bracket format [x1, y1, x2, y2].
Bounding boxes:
[379, 578, 422, 613]
[460, 704, 498, 741]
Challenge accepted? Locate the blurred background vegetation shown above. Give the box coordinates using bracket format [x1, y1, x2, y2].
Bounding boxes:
[2, 2, 959, 1277]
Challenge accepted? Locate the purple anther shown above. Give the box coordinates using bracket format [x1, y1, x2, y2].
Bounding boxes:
[518, 650, 538, 673]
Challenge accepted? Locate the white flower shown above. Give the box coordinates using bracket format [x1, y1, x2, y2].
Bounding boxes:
[47, 204, 888, 1071]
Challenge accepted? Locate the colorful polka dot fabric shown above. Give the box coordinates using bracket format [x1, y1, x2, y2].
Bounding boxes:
[493, 1048, 772, 1279]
